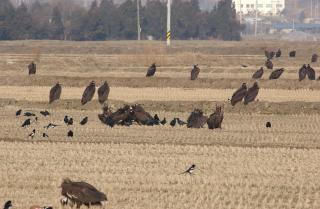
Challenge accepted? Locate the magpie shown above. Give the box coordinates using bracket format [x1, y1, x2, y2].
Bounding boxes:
[170, 118, 176, 127]
[176, 118, 187, 126]
[80, 117, 88, 125]
[3, 201, 12, 209]
[40, 110, 50, 117]
[21, 118, 31, 127]
[44, 123, 59, 129]
[67, 117, 73, 125]
[16, 109, 22, 116]
[29, 129, 36, 138]
[42, 133, 49, 138]
[179, 164, 196, 175]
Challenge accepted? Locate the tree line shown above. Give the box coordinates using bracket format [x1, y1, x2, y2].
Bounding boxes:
[0, 0, 243, 41]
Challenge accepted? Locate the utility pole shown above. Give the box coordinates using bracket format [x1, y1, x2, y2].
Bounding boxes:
[255, 0, 258, 36]
[311, 0, 313, 19]
[137, 0, 141, 41]
[166, 0, 171, 47]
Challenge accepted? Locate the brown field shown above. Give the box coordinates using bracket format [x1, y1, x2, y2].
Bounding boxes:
[1, 40, 320, 209]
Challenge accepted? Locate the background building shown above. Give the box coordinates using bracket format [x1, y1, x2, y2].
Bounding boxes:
[233, 0, 285, 16]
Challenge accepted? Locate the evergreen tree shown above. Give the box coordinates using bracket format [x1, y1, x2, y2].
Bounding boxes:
[0, 0, 15, 40]
[117, 0, 137, 40]
[50, 7, 64, 40]
[10, 3, 33, 39]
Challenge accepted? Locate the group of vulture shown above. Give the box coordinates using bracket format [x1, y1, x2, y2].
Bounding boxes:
[98, 103, 224, 129]
[252, 49, 319, 80]
[146, 63, 201, 80]
[49, 81, 110, 105]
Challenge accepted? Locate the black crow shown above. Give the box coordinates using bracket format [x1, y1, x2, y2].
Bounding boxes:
[160, 118, 166, 125]
[40, 110, 50, 117]
[43, 133, 49, 138]
[21, 119, 31, 127]
[266, 122, 272, 128]
[64, 116, 69, 124]
[179, 164, 196, 175]
[80, 117, 88, 125]
[67, 130, 73, 137]
[24, 112, 35, 117]
[154, 114, 160, 121]
[16, 109, 22, 117]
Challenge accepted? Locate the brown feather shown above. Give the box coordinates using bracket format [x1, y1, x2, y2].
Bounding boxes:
[81, 81, 96, 105]
[49, 82, 62, 103]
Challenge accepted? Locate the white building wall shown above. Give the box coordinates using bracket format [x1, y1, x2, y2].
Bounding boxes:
[233, 0, 285, 16]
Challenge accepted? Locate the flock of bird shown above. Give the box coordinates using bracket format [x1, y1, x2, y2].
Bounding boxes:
[17, 108, 90, 139]
[9, 49, 319, 209]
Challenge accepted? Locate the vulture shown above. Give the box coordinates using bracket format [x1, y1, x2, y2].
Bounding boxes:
[190, 64, 200, 80]
[306, 64, 316, 80]
[252, 67, 264, 79]
[269, 68, 284, 80]
[264, 50, 275, 59]
[28, 61, 36, 75]
[60, 178, 107, 209]
[187, 109, 208, 128]
[244, 82, 259, 105]
[265, 59, 273, 69]
[289, 50, 296, 57]
[230, 83, 247, 106]
[49, 82, 62, 103]
[207, 105, 224, 129]
[146, 63, 156, 77]
[298, 64, 308, 81]
[97, 81, 110, 104]
[311, 54, 318, 63]
[81, 81, 96, 105]
[276, 49, 281, 58]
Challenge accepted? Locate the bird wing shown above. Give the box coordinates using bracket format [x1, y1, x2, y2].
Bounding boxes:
[231, 88, 247, 106]
[244, 87, 259, 104]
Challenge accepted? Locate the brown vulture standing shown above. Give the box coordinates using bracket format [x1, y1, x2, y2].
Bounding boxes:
[190, 64, 200, 80]
[207, 105, 224, 129]
[146, 63, 156, 77]
[60, 178, 107, 209]
[28, 61, 36, 75]
[187, 109, 208, 128]
[252, 67, 264, 79]
[306, 64, 316, 80]
[311, 54, 318, 63]
[289, 50, 296, 57]
[244, 82, 259, 105]
[265, 50, 275, 59]
[299, 64, 308, 81]
[97, 81, 110, 104]
[81, 81, 96, 105]
[276, 49, 281, 58]
[269, 68, 284, 80]
[49, 82, 62, 103]
[230, 83, 247, 106]
[265, 59, 273, 69]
